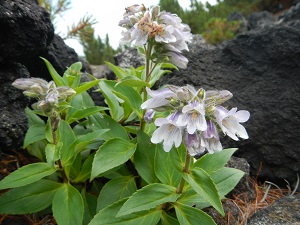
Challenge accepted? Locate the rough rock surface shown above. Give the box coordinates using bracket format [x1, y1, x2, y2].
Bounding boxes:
[0, 63, 30, 153]
[0, 0, 54, 62]
[248, 194, 300, 225]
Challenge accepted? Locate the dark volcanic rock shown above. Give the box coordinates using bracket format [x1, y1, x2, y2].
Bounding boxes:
[248, 11, 277, 30]
[0, 0, 54, 62]
[0, 63, 30, 152]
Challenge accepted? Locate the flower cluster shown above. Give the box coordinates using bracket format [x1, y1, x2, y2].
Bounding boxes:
[141, 85, 250, 156]
[12, 78, 75, 116]
[119, 4, 192, 69]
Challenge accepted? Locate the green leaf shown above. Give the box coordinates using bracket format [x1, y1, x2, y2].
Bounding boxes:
[155, 146, 182, 187]
[105, 61, 128, 79]
[161, 211, 180, 225]
[73, 154, 94, 183]
[89, 114, 129, 140]
[25, 107, 45, 126]
[177, 188, 211, 209]
[134, 131, 159, 184]
[89, 199, 162, 225]
[193, 148, 238, 175]
[182, 167, 224, 216]
[99, 80, 124, 121]
[57, 120, 76, 175]
[73, 79, 100, 95]
[97, 176, 137, 211]
[67, 106, 108, 123]
[117, 76, 150, 88]
[41, 57, 67, 86]
[112, 84, 143, 119]
[52, 183, 84, 225]
[45, 143, 59, 168]
[82, 190, 97, 225]
[174, 202, 217, 225]
[23, 125, 46, 148]
[212, 167, 244, 197]
[91, 138, 136, 180]
[170, 144, 188, 172]
[149, 64, 172, 87]
[117, 183, 180, 217]
[75, 129, 109, 154]
[0, 162, 57, 190]
[0, 179, 61, 214]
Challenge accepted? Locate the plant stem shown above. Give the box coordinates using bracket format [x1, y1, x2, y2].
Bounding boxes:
[176, 152, 191, 194]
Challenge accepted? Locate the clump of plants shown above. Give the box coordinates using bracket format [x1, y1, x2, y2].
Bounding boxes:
[202, 17, 241, 45]
[0, 4, 250, 225]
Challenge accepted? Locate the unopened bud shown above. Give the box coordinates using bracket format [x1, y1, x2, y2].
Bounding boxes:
[205, 90, 233, 106]
[144, 109, 155, 123]
[57, 87, 76, 99]
[197, 88, 205, 100]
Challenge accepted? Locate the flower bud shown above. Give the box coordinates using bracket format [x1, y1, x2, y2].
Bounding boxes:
[205, 90, 233, 106]
[57, 87, 76, 99]
[45, 91, 58, 107]
[144, 109, 155, 123]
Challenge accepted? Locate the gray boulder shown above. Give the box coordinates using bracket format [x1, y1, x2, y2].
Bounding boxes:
[248, 194, 300, 225]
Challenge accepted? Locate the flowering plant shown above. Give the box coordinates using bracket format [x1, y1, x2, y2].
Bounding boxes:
[0, 4, 249, 225]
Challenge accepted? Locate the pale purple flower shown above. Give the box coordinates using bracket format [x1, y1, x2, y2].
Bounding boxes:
[205, 90, 233, 108]
[123, 4, 146, 16]
[144, 109, 155, 123]
[151, 112, 183, 152]
[177, 100, 207, 134]
[162, 51, 188, 69]
[141, 87, 177, 111]
[214, 106, 250, 141]
[201, 121, 222, 153]
[183, 131, 205, 156]
[153, 23, 176, 43]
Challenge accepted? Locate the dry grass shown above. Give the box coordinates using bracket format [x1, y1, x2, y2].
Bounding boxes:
[227, 174, 299, 225]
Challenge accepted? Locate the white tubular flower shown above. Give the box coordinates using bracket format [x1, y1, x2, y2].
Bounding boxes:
[124, 4, 146, 16]
[183, 131, 205, 156]
[141, 87, 177, 111]
[152, 23, 176, 43]
[177, 100, 207, 134]
[151, 112, 183, 152]
[162, 51, 188, 69]
[201, 121, 222, 154]
[214, 106, 250, 141]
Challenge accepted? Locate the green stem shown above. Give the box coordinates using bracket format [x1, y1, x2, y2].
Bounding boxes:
[176, 152, 191, 194]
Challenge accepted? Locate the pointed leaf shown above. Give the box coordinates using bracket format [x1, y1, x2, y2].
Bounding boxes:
[41, 57, 67, 86]
[161, 211, 180, 225]
[174, 202, 217, 225]
[82, 190, 97, 225]
[91, 138, 136, 180]
[99, 80, 124, 121]
[117, 76, 150, 88]
[90, 114, 129, 140]
[73, 79, 100, 95]
[155, 146, 182, 187]
[0, 179, 61, 214]
[67, 106, 108, 123]
[0, 162, 57, 190]
[183, 167, 224, 216]
[52, 183, 84, 225]
[97, 176, 137, 211]
[105, 61, 128, 79]
[212, 167, 244, 197]
[23, 125, 46, 148]
[134, 131, 159, 184]
[193, 148, 237, 175]
[112, 84, 143, 119]
[89, 199, 161, 225]
[117, 183, 180, 217]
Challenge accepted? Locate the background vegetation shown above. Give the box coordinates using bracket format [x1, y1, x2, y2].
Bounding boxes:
[39, 0, 290, 65]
